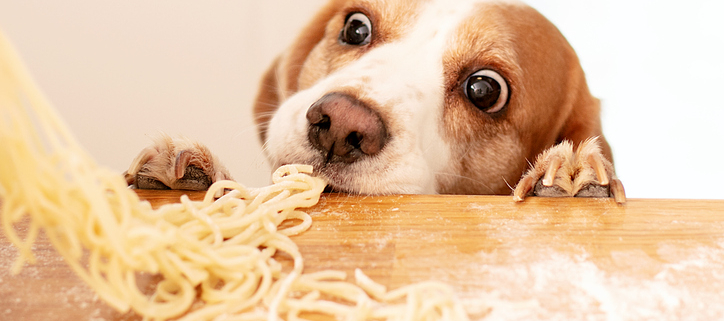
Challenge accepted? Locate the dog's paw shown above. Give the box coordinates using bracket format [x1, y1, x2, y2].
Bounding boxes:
[123, 135, 232, 191]
[513, 137, 626, 203]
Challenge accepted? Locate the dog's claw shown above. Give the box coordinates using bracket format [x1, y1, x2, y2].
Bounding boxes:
[588, 153, 609, 186]
[542, 156, 562, 187]
[513, 175, 537, 202]
[124, 146, 159, 186]
[175, 150, 193, 180]
[610, 178, 627, 204]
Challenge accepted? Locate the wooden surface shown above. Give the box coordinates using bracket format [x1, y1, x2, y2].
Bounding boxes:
[2, 192, 724, 320]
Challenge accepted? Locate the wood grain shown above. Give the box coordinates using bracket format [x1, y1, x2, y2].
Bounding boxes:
[2, 192, 724, 320]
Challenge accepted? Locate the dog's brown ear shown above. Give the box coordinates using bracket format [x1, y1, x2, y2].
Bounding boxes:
[252, 1, 343, 144]
[557, 72, 614, 163]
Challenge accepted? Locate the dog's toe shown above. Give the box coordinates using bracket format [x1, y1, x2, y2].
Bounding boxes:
[513, 141, 574, 201]
[134, 174, 171, 190]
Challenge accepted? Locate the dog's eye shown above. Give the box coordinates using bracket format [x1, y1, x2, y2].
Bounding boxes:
[340, 12, 372, 46]
[465, 69, 509, 113]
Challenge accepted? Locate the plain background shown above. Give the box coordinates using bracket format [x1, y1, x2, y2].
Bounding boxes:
[1, 1, 722, 199]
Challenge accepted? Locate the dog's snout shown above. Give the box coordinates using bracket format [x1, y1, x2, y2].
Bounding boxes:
[306, 92, 387, 164]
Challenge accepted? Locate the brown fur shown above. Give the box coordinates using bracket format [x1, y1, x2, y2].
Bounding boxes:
[434, 3, 611, 194]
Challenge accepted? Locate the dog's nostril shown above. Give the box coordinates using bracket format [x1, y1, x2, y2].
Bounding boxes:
[306, 92, 387, 164]
[307, 107, 324, 124]
[346, 132, 363, 149]
[317, 115, 331, 130]
[309, 113, 331, 130]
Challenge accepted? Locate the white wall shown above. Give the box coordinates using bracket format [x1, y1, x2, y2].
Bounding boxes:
[526, 0, 724, 199]
[1, 1, 722, 199]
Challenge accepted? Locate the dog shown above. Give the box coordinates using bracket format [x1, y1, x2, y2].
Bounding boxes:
[124, 0, 625, 203]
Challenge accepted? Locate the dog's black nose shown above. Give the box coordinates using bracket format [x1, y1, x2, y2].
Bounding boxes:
[306, 92, 388, 164]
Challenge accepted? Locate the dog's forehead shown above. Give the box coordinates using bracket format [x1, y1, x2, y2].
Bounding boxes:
[341, 0, 525, 36]
[421, 1, 525, 56]
[376, 0, 524, 36]
[418, 0, 526, 26]
[359, 0, 528, 68]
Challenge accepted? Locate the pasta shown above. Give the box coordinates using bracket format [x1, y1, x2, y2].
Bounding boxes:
[0, 30, 470, 321]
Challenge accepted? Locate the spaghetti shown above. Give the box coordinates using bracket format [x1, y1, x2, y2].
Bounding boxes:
[0, 30, 470, 321]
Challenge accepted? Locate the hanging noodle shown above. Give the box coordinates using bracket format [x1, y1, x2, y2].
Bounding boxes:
[0, 30, 470, 321]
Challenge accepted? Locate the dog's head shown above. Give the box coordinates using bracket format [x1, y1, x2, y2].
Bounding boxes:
[254, 0, 609, 195]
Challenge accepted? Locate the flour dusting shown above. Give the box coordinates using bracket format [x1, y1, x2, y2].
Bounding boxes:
[462, 240, 724, 321]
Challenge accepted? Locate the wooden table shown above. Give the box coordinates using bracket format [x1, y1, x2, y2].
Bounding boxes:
[2, 192, 724, 320]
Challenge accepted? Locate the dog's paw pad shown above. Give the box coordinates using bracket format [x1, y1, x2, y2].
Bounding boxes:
[534, 179, 571, 198]
[574, 182, 609, 198]
[134, 174, 171, 190]
[172, 164, 214, 190]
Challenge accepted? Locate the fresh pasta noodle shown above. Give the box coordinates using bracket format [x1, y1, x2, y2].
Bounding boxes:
[0, 30, 470, 321]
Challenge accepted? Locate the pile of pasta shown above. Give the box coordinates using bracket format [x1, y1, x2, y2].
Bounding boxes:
[0, 30, 470, 321]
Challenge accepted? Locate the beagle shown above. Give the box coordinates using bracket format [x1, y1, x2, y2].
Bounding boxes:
[125, 0, 625, 203]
